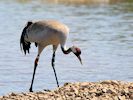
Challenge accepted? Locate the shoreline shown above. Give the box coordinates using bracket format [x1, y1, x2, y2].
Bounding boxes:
[0, 80, 133, 100]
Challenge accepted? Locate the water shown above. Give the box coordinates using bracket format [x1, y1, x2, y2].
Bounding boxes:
[0, 0, 133, 95]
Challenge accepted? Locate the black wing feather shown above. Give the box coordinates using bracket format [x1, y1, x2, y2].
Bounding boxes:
[20, 21, 32, 55]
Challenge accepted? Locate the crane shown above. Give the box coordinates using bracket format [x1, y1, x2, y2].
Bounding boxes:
[20, 20, 82, 92]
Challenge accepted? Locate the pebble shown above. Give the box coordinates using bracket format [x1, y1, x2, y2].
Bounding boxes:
[0, 80, 133, 100]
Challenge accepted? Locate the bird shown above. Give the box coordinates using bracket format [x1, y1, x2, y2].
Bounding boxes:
[20, 20, 82, 92]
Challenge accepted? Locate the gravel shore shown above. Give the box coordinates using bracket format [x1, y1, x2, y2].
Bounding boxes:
[0, 80, 133, 100]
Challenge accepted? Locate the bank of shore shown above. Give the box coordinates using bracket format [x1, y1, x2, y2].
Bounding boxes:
[0, 80, 133, 100]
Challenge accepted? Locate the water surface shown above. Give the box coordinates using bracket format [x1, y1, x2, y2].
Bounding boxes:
[0, 0, 133, 95]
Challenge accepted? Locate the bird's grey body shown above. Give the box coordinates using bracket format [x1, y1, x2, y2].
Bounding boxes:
[25, 20, 69, 48]
[20, 20, 82, 92]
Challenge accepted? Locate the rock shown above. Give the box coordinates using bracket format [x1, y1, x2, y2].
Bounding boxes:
[0, 80, 133, 100]
[102, 88, 107, 93]
[106, 89, 117, 94]
[64, 82, 70, 86]
[10, 92, 16, 96]
[118, 95, 126, 100]
[129, 93, 133, 99]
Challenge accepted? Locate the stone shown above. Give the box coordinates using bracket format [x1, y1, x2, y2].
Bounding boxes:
[10, 92, 16, 96]
[0, 80, 133, 100]
[118, 95, 126, 100]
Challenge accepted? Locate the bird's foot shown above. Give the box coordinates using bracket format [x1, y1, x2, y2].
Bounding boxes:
[29, 88, 33, 92]
[57, 83, 60, 87]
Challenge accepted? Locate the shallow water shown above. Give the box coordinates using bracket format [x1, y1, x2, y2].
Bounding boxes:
[0, 0, 133, 95]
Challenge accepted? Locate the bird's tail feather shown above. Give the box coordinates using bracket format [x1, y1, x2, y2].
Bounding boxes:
[20, 21, 33, 55]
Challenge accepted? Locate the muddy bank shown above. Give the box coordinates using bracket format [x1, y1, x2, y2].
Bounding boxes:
[0, 80, 133, 100]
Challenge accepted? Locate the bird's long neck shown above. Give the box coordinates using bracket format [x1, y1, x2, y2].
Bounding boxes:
[61, 46, 72, 54]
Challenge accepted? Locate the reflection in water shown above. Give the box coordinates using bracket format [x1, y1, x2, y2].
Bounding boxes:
[0, 0, 133, 95]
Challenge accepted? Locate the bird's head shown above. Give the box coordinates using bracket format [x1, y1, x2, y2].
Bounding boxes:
[71, 46, 82, 65]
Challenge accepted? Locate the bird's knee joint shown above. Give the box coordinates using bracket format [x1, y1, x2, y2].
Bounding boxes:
[35, 58, 39, 65]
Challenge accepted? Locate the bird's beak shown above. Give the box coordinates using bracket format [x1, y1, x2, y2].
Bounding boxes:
[77, 55, 82, 65]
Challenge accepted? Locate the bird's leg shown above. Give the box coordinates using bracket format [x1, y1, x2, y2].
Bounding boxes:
[51, 51, 59, 87]
[29, 54, 39, 92]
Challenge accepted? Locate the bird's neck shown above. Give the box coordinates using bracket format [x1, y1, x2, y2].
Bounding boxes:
[61, 46, 72, 54]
